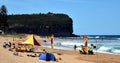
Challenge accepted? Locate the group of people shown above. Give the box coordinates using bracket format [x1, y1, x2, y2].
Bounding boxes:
[74, 44, 96, 55]
[2, 41, 38, 57]
[74, 44, 96, 50]
[3, 41, 20, 51]
[3, 42, 12, 48]
[3, 41, 38, 53]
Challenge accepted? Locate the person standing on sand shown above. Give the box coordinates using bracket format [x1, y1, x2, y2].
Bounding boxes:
[74, 44, 77, 50]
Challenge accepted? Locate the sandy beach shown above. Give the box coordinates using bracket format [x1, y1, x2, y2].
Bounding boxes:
[0, 35, 120, 63]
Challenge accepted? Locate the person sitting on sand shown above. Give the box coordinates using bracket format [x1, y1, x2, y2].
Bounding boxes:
[8, 41, 11, 48]
[3, 42, 7, 48]
[29, 47, 36, 52]
[43, 49, 47, 53]
[27, 53, 37, 57]
[12, 43, 15, 49]
[13, 52, 22, 57]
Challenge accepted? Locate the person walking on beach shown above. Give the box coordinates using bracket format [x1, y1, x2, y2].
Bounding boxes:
[74, 44, 77, 50]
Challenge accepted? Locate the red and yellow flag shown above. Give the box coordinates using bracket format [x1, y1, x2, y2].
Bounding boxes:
[82, 36, 88, 41]
[49, 34, 54, 49]
[82, 36, 88, 53]
[84, 40, 88, 47]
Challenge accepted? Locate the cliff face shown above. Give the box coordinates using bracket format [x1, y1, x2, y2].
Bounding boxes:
[7, 13, 77, 37]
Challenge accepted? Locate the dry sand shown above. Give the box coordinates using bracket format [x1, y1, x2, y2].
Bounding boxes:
[0, 35, 120, 63]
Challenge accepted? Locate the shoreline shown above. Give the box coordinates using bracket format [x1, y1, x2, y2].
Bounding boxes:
[39, 46, 120, 63]
[0, 35, 120, 63]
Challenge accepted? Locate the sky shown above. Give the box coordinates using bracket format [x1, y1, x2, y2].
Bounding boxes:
[0, 0, 120, 35]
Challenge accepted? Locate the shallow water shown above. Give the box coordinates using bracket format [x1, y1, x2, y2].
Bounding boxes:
[41, 37, 120, 55]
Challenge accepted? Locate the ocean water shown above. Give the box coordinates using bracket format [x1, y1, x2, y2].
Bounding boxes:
[41, 37, 120, 55]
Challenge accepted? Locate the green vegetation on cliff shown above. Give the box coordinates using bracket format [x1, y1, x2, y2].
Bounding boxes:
[7, 12, 77, 37]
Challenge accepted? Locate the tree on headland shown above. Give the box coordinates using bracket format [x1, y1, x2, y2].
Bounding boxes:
[0, 5, 8, 33]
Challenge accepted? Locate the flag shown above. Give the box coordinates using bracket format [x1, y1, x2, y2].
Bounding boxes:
[49, 34, 54, 39]
[84, 40, 88, 47]
[82, 36, 88, 41]
[49, 34, 54, 49]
